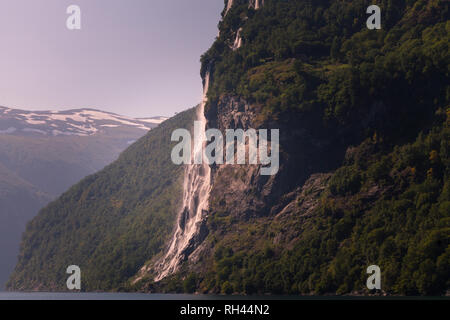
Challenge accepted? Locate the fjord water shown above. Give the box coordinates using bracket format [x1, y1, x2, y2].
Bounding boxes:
[2, 292, 442, 301]
[0, 292, 289, 300]
[0, 292, 203, 300]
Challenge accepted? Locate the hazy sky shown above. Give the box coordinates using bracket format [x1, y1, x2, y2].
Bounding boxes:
[0, 0, 224, 118]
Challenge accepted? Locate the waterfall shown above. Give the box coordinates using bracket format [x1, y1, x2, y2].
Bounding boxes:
[232, 28, 243, 50]
[154, 73, 212, 282]
[225, 0, 234, 15]
[249, 0, 264, 10]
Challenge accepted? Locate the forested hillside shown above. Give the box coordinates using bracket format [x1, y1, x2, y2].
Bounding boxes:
[0, 108, 163, 289]
[7, 109, 195, 291]
[138, 0, 449, 295]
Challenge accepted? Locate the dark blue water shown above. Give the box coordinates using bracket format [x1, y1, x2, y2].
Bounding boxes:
[0, 292, 215, 300]
[1, 292, 295, 300]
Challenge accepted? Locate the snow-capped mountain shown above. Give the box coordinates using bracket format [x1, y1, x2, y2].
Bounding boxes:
[0, 106, 167, 137]
[0, 105, 169, 289]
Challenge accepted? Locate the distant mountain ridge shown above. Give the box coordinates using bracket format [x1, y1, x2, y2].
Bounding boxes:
[0, 106, 167, 137]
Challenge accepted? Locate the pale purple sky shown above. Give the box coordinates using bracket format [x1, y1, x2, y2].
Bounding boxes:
[0, 0, 224, 118]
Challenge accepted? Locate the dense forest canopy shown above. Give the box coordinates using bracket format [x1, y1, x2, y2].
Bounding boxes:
[191, 0, 450, 295]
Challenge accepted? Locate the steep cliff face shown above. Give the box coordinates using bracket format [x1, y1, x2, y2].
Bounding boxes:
[172, 89, 348, 294]
[134, 0, 449, 295]
[204, 94, 343, 220]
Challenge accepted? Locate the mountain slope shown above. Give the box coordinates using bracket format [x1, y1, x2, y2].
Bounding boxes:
[0, 163, 51, 290]
[0, 107, 167, 289]
[7, 108, 195, 291]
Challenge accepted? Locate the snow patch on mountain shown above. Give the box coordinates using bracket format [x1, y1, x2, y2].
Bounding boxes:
[0, 107, 168, 137]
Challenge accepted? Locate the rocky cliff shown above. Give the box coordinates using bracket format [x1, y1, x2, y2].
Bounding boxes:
[134, 0, 449, 295]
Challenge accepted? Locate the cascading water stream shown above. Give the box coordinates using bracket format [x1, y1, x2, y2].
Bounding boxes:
[153, 0, 265, 282]
[154, 73, 212, 282]
[225, 0, 234, 15]
[249, 0, 263, 10]
[232, 28, 243, 50]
